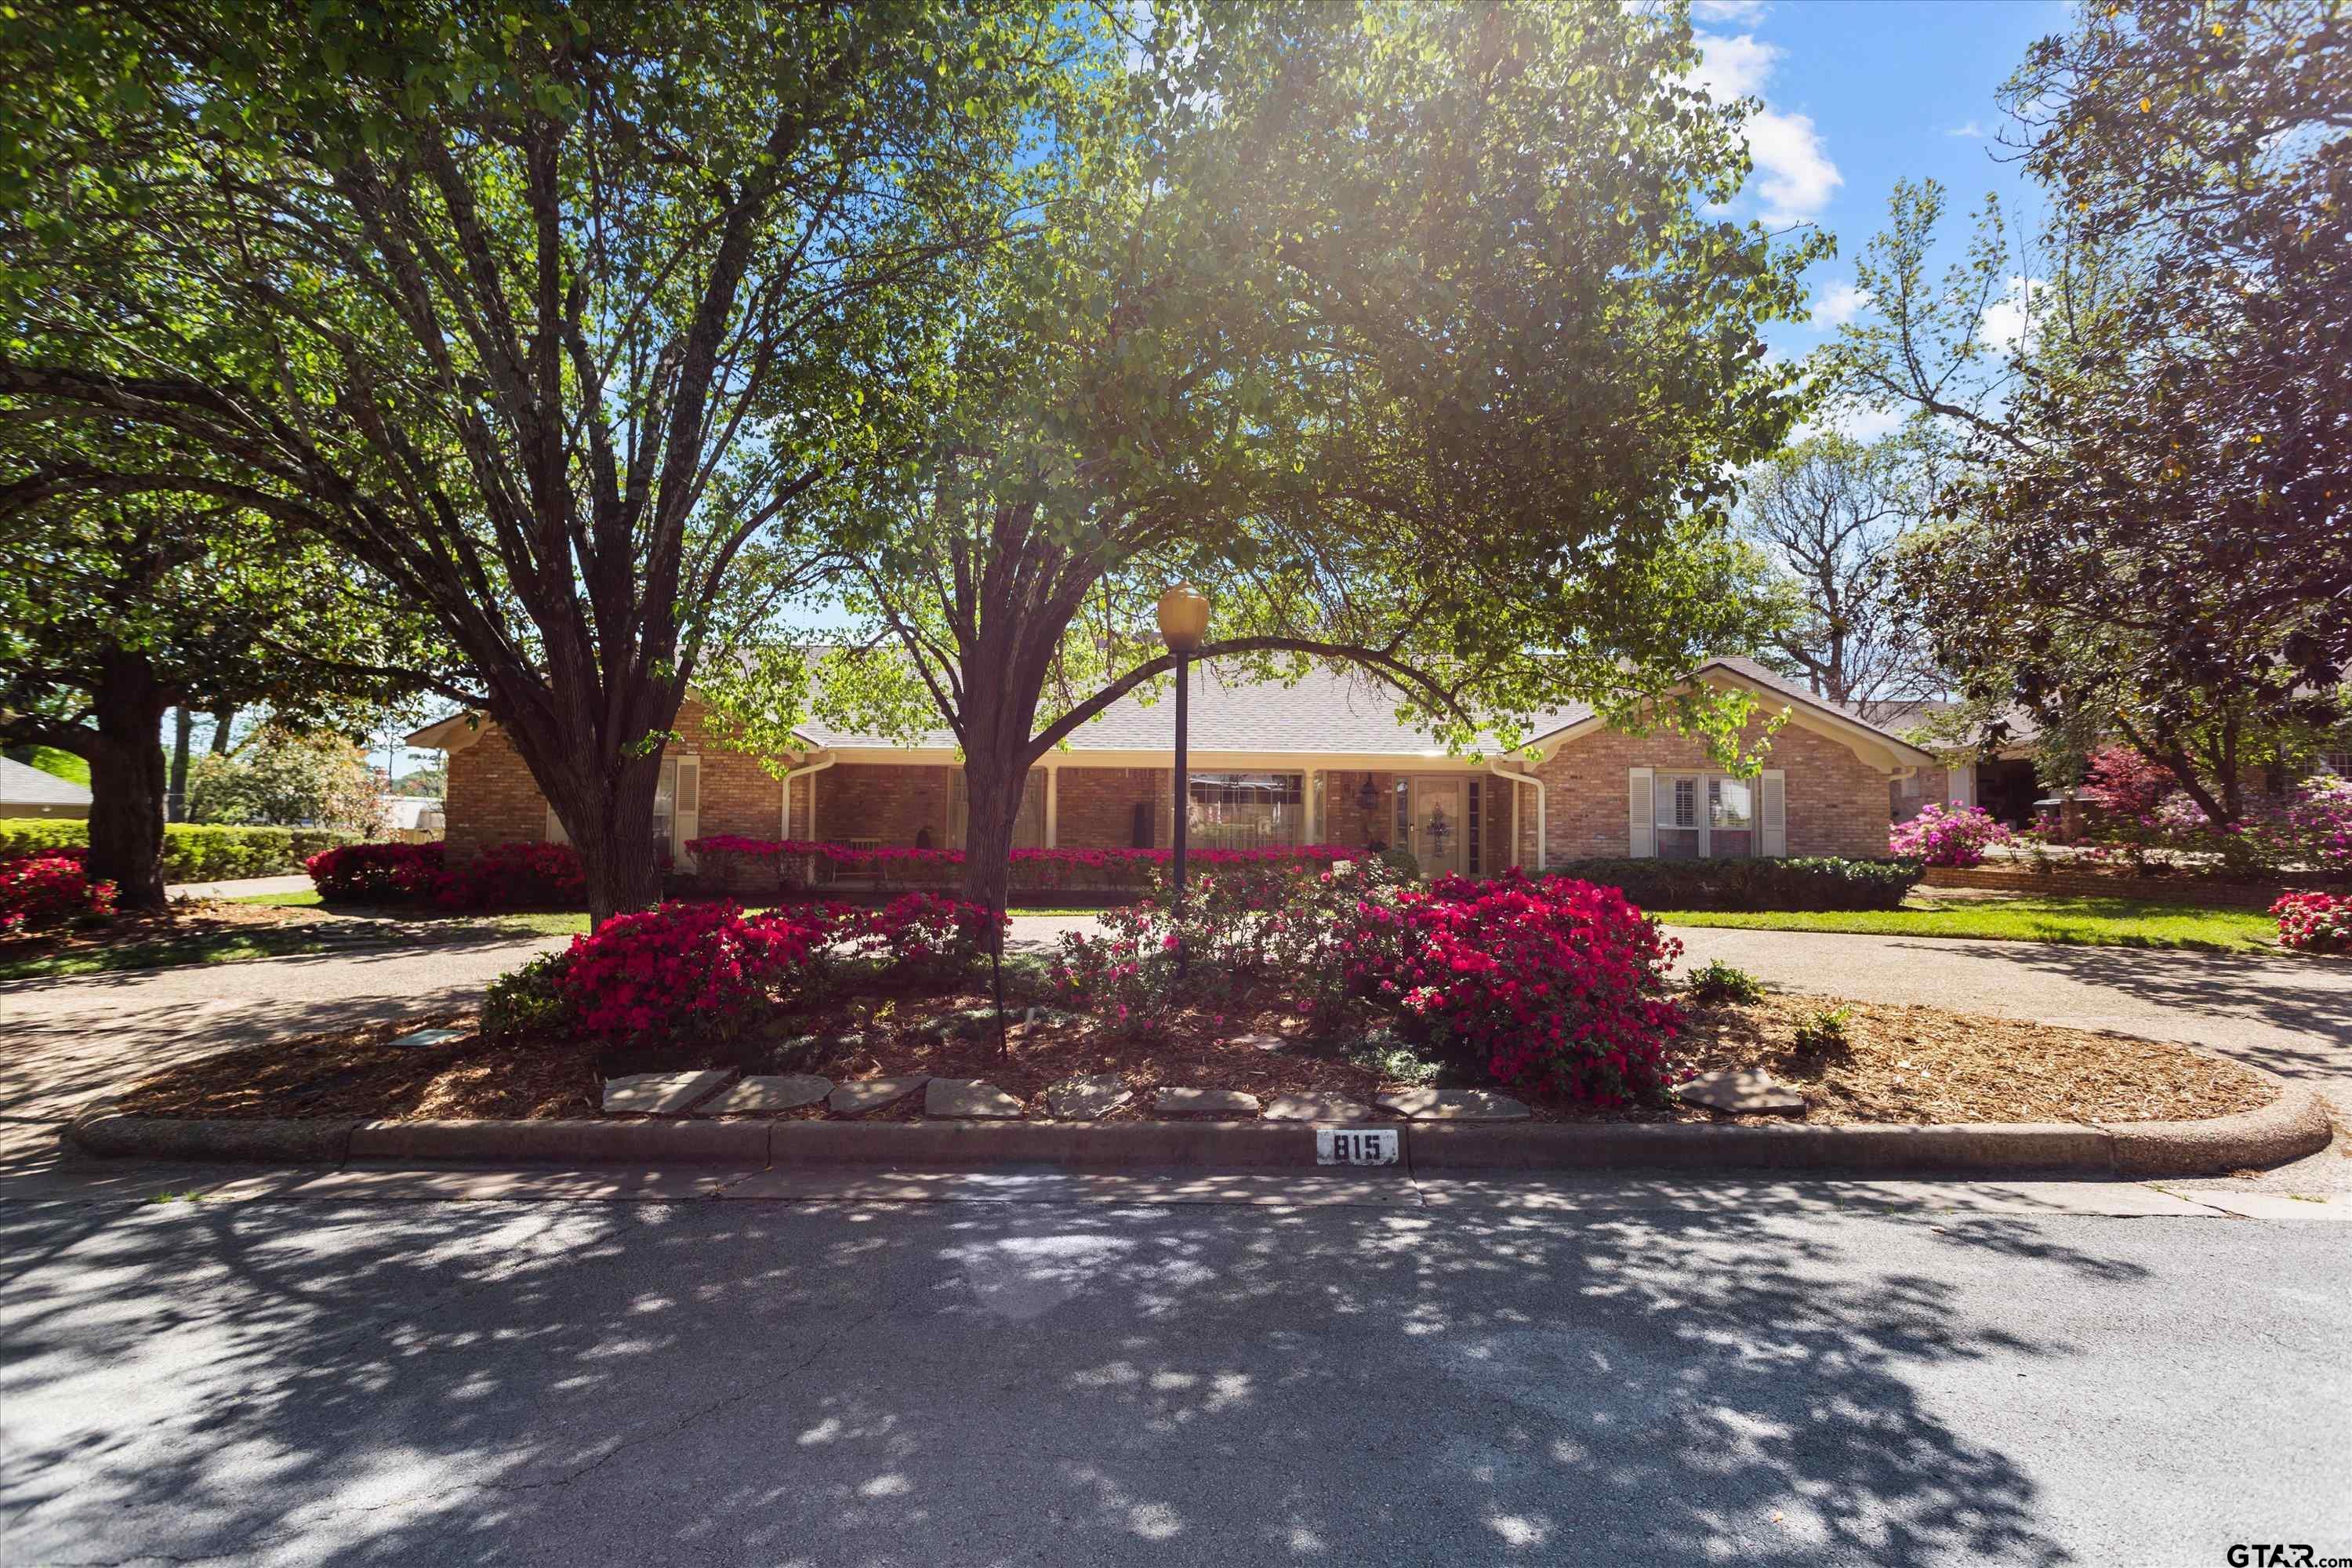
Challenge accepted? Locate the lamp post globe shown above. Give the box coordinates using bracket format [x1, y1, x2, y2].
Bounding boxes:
[1156, 584, 1209, 977]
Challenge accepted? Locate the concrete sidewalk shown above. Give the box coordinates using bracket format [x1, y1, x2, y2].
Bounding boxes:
[165, 872, 316, 900]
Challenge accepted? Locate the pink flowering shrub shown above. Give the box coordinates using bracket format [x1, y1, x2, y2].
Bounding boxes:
[2077, 746, 2174, 818]
[1887, 803, 2010, 867]
[2270, 776, 2352, 876]
[863, 893, 1006, 984]
[557, 901, 829, 1040]
[307, 841, 446, 902]
[2272, 891, 2352, 955]
[1341, 870, 1684, 1106]
[0, 850, 118, 935]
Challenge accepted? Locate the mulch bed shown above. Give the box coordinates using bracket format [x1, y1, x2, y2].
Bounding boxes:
[111, 978, 2274, 1129]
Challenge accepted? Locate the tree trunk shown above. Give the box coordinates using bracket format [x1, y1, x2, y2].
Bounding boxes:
[958, 749, 1023, 913]
[85, 650, 171, 912]
[543, 750, 665, 931]
[209, 706, 236, 754]
[168, 707, 193, 823]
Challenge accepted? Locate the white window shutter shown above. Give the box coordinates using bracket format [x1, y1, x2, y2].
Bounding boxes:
[1760, 769, 1787, 857]
[675, 756, 702, 867]
[1946, 765, 1973, 810]
[1628, 767, 1654, 858]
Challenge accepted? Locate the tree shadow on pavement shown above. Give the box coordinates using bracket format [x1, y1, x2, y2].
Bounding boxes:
[0, 1186, 2183, 1567]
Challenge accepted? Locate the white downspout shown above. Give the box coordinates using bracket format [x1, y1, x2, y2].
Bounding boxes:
[780, 750, 836, 839]
[1487, 757, 1546, 872]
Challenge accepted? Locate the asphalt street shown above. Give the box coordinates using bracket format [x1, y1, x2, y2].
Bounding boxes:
[1, 1176, 2346, 1567]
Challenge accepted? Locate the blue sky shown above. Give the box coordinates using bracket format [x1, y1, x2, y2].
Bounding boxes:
[1686, 0, 2073, 391]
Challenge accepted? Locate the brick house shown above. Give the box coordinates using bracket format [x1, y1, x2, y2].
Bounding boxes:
[408, 656, 1939, 877]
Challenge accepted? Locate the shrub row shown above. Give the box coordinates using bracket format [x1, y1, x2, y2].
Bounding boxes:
[0, 819, 357, 883]
[306, 840, 584, 911]
[1551, 855, 1922, 913]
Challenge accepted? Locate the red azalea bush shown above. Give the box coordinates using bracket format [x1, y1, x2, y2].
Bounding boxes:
[428, 840, 584, 911]
[558, 900, 831, 1040]
[306, 840, 581, 910]
[1887, 802, 2010, 867]
[0, 849, 118, 935]
[1339, 870, 1685, 1106]
[306, 841, 446, 902]
[2273, 891, 2352, 955]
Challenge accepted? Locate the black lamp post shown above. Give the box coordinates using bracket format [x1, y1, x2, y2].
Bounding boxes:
[1156, 583, 1210, 976]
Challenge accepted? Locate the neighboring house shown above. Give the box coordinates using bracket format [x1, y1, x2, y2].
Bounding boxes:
[1872, 699, 2045, 827]
[0, 756, 93, 820]
[412, 657, 1937, 875]
[379, 795, 445, 844]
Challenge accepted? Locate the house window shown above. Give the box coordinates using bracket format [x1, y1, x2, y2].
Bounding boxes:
[1188, 772, 1305, 849]
[1395, 777, 1410, 848]
[1657, 774, 1754, 859]
[2322, 751, 2351, 778]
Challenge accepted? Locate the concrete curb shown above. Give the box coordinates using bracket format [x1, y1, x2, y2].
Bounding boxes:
[62, 1078, 2334, 1178]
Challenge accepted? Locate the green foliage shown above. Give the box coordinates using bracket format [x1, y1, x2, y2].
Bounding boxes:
[481, 951, 578, 1045]
[0, 819, 354, 881]
[1791, 1004, 1855, 1060]
[1555, 857, 1922, 913]
[1685, 960, 1766, 1007]
[187, 728, 386, 835]
[1378, 847, 1423, 882]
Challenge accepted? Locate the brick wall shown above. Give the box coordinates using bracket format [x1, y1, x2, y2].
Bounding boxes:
[1054, 766, 1170, 849]
[1534, 719, 1893, 862]
[441, 698, 782, 858]
[808, 763, 955, 846]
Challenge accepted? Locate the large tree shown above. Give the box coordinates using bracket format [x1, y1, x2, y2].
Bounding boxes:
[711, 0, 1817, 908]
[1739, 434, 1944, 722]
[0, 481, 434, 906]
[1823, 1, 2348, 820]
[0, 0, 1080, 923]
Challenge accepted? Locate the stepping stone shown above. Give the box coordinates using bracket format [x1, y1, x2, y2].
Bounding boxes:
[1044, 1073, 1131, 1120]
[602, 1070, 733, 1116]
[387, 1028, 467, 1050]
[827, 1076, 928, 1116]
[1155, 1087, 1261, 1116]
[1674, 1068, 1806, 1116]
[925, 1079, 1025, 1119]
[1229, 1033, 1288, 1052]
[1377, 1089, 1530, 1122]
[699, 1074, 833, 1116]
[1264, 1093, 1371, 1123]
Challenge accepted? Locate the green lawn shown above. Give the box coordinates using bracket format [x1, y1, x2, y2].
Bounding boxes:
[1654, 895, 2280, 953]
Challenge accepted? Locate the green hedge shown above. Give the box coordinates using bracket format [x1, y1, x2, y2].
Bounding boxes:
[0, 820, 358, 883]
[1555, 856, 1922, 913]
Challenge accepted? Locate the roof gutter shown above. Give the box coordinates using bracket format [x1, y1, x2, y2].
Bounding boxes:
[780, 750, 836, 838]
[1486, 757, 1545, 872]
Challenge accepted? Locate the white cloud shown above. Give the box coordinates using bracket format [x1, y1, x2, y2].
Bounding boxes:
[1809, 280, 1871, 328]
[1978, 274, 2046, 357]
[1693, 0, 1769, 22]
[1946, 119, 1988, 139]
[1795, 401, 1910, 444]
[1686, 34, 1843, 226]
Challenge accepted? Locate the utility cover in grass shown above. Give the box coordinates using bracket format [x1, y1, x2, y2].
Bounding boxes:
[1376, 1089, 1530, 1121]
[925, 1079, 1025, 1119]
[1674, 1068, 1806, 1116]
[602, 1070, 733, 1116]
[387, 1028, 468, 1050]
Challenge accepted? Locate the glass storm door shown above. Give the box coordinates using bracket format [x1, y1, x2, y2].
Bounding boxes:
[1410, 777, 1467, 877]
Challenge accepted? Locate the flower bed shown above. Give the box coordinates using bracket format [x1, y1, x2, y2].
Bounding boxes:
[687, 835, 1356, 894]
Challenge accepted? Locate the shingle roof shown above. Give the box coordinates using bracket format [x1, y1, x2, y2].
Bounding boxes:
[0, 756, 92, 806]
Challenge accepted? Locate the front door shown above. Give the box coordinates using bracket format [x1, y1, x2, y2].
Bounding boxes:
[1409, 776, 1466, 877]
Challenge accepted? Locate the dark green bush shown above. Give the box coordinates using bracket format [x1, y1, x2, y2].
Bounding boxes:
[1554, 855, 1921, 912]
[0, 820, 358, 884]
[482, 950, 577, 1043]
[1685, 959, 1765, 1005]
